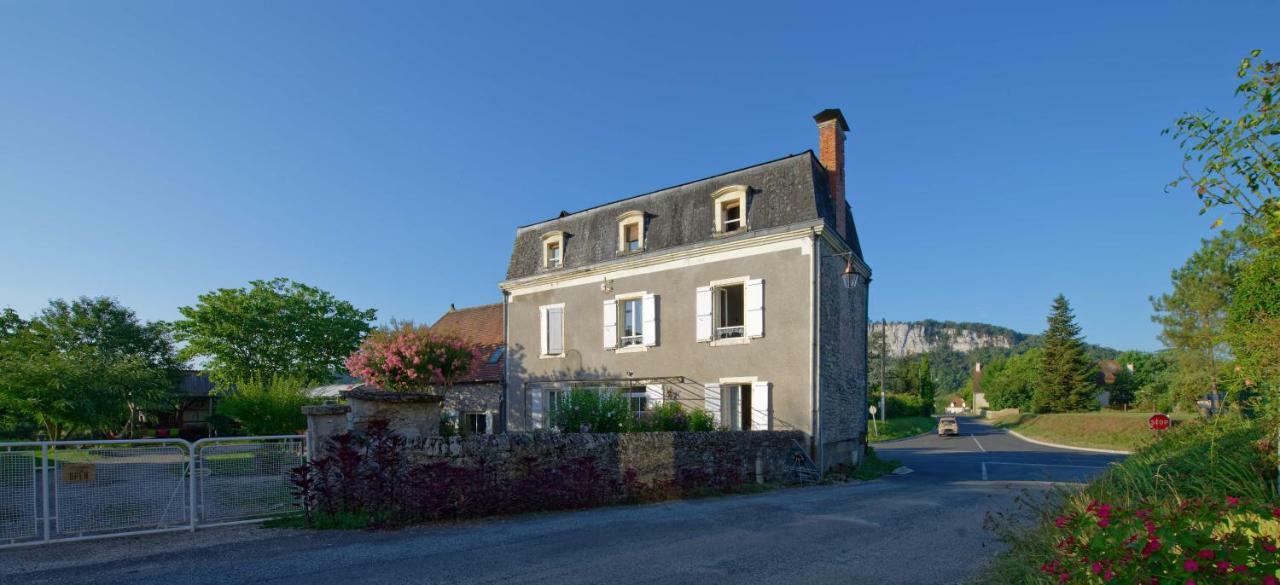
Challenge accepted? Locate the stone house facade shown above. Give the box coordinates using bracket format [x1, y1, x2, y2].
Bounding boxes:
[428, 303, 506, 436]
[499, 109, 871, 469]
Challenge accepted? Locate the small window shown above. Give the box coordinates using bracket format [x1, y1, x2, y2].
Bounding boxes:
[487, 347, 505, 364]
[462, 412, 488, 435]
[620, 298, 643, 347]
[721, 200, 742, 232]
[542, 231, 565, 269]
[546, 389, 563, 423]
[715, 284, 745, 339]
[624, 386, 647, 419]
[547, 241, 561, 267]
[711, 186, 748, 234]
[616, 211, 645, 254]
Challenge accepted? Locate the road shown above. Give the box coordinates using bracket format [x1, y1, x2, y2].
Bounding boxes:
[1, 417, 1122, 585]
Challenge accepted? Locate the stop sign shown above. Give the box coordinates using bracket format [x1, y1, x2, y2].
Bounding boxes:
[1148, 413, 1171, 431]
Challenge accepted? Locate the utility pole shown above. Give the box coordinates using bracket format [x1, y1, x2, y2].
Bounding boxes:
[880, 318, 887, 423]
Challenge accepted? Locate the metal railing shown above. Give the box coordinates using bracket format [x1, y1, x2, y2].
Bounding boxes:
[714, 326, 744, 339]
[0, 435, 305, 548]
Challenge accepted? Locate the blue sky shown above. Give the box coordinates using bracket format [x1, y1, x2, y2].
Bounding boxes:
[1, 1, 1275, 351]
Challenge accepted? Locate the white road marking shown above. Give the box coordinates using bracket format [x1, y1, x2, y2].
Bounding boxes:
[971, 434, 986, 452]
[981, 462, 988, 481]
[983, 461, 1110, 470]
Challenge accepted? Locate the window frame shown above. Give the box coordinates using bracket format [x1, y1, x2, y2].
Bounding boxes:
[616, 210, 646, 254]
[462, 412, 489, 435]
[541, 231, 565, 269]
[708, 276, 749, 342]
[619, 297, 644, 347]
[711, 185, 749, 235]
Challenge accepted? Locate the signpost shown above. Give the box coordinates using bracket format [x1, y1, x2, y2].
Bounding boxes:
[1147, 413, 1171, 432]
[869, 405, 879, 437]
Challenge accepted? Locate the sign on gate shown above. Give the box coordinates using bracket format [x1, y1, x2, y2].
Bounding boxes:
[0, 434, 305, 549]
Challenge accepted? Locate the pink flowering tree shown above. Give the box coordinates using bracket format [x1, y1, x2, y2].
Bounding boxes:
[344, 323, 481, 392]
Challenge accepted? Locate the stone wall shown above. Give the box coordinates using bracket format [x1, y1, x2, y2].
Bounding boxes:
[407, 430, 809, 485]
[817, 238, 869, 469]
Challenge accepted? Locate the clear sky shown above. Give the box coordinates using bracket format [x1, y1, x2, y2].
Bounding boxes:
[2, 1, 1276, 351]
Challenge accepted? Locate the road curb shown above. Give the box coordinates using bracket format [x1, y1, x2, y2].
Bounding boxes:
[869, 430, 934, 445]
[1003, 428, 1132, 455]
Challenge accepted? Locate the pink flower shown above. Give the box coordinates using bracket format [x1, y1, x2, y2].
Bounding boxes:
[1225, 496, 1239, 507]
[1231, 564, 1246, 573]
[1092, 562, 1104, 575]
[1262, 575, 1277, 585]
[1196, 549, 1214, 560]
[1184, 559, 1199, 572]
[1262, 541, 1277, 553]
[1097, 518, 1111, 528]
[1141, 538, 1162, 557]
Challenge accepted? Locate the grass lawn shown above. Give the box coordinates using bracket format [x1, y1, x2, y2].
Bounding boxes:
[990, 410, 1196, 451]
[867, 416, 935, 443]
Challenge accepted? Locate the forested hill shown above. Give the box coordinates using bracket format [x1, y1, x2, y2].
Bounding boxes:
[869, 320, 1119, 392]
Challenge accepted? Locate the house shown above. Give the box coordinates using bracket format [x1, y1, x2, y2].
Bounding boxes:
[428, 303, 506, 435]
[945, 396, 967, 414]
[498, 109, 871, 469]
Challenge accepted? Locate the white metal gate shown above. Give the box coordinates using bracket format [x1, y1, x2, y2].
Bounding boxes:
[0, 435, 304, 548]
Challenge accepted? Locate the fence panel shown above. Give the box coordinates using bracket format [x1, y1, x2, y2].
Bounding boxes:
[195, 436, 305, 526]
[50, 440, 192, 540]
[0, 444, 42, 546]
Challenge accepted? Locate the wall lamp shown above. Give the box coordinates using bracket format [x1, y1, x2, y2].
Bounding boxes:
[825, 251, 869, 288]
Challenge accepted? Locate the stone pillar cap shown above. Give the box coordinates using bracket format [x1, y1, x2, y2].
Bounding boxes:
[302, 404, 351, 415]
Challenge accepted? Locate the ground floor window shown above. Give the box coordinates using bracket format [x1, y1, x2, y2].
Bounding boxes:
[462, 412, 488, 435]
[722, 384, 752, 431]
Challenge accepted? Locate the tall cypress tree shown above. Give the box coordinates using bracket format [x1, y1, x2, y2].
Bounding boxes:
[917, 355, 936, 416]
[1036, 295, 1096, 412]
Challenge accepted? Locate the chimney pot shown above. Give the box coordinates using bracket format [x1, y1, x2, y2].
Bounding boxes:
[814, 108, 849, 240]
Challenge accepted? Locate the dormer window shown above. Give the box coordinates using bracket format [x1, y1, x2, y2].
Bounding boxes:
[616, 211, 646, 254]
[541, 231, 565, 269]
[711, 186, 748, 235]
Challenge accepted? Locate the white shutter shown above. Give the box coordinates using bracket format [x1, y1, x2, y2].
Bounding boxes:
[484, 412, 494, 435]
[751, 381, 771, 431]
[547, 307, 564, 355]
[745, 278, 764, 338]
[642, 294, 657, 346]
[695, 286, 713, 342]
[646, 383, 664, 406]
[530, 388, 544, 430]
[602, 299, 617, 349]
[704, 383, 721, 426]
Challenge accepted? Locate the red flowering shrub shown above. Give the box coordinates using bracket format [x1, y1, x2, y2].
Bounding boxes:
[1043, 497, 1280, 584]
[344, 323, 480, 391]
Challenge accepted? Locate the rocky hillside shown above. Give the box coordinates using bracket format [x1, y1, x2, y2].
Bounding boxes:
[870, 320, 1029, 359]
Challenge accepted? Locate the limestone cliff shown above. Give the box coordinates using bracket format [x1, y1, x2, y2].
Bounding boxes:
[869, 320, 1028, 359]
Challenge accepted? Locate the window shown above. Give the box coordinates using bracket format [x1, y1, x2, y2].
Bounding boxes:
[620, 298, 643, 347]
[487, 347, 505, 364]
[716, 380, 770, 431]
[721, 200, 742, 232]
[604, 293, 657, 350]
[542, 231, 565, 269]
[711, 185, 748, 234]
[546, 389, 563, 424]
[715, 284, 745, 339]
[616, 211, 645, 254]
[723, 384, 750, 431]
[624, 386, 648, 419]
[541, 304, 564, 357]
[696, 278, 763, 342]
[462, 412, 488, 435]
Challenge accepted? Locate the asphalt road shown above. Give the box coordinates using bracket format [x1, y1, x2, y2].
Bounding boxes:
[1, 417, 1123, 585]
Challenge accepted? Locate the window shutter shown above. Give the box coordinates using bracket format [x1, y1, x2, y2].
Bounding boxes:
[484, 412, 493, 435]
[750, 381, 771, 431]
[695, 286, 713, 342]
[547, 307, 564, 355]
[704, 383, 721, 427]
[646, 383, 664, 406]
[745, 278, 764, 338]
[602, 299, 617, 349]
[642, 294, 657, 346]
[530, 388, 544, 430]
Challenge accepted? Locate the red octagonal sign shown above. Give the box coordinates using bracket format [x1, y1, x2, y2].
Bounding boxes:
[1148, 413, 1171, 431]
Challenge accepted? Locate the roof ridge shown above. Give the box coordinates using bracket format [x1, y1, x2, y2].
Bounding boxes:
[516, 151, 816, 230]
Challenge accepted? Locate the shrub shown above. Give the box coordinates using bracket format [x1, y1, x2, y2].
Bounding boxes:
[290, 420, 755, 528]
[550, 388, 633, 433]
[984, 416, 1280, 583]
[344, 323, 480, 392]
[215, 375, 319, 436]
[879, 392, 925, 419]
[635, 402, 717, 432]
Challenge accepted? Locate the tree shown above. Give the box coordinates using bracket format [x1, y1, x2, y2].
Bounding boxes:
[917, 355, 936, 416]
[215, 375, 319, 435]
[1150, 225, 1253, 407]
[0, 297, 182, 439]
[1165, 50, 1279, 221]
[1035, 295, 1096, 412]
[174, 278, 376, 386]
[983, 349, 1042, 411]
[1225, 220, 1280, 406]
[344, 322, 479, 392]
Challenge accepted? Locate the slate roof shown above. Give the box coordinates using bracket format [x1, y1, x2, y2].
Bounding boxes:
[429, 303, 505, 384]
[504, 151, 863, 281]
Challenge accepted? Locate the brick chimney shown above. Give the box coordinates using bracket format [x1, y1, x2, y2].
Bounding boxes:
[814, 108, 849, 239]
